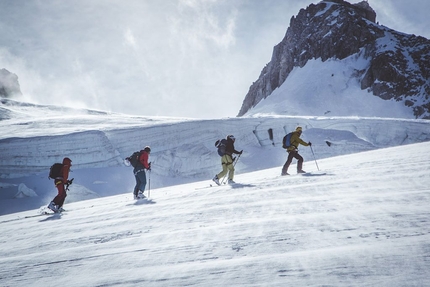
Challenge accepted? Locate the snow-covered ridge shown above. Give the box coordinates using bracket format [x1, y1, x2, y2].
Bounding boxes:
[1, 100, 429, 214]
[1, 100, 429, 178]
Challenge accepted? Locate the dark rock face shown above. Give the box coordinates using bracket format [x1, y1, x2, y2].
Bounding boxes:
[237, 0, 430, 119]
[0, 68, 22, 98]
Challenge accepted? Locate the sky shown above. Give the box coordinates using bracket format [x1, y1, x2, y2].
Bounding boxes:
[0, 0, 429, 118]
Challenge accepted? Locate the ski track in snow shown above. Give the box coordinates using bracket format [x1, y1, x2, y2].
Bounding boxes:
[1, 142, 429, 286]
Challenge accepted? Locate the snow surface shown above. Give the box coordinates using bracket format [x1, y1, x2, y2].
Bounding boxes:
[1, 99, 430, 216]
[244, 55, 416, 119]
[1, 98, 430, 285]
[1, 141, 429, 286]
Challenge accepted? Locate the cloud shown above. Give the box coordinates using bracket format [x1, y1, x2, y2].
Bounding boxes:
[369, 0, 430, 38]
[1, 0, 429, 118]
[124, 28, 137, 49]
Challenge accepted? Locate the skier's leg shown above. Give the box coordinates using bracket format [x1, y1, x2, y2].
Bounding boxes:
[58, 190, 67, 208]
[217, 155, 229, 179]
[282, 151, 295, 175]
[53, 181, 65, 206]
[137, 170, 147, 192]
[228, 164, 235, 181]
[295, 153, 304, 172]
[134, 170, 142, 197]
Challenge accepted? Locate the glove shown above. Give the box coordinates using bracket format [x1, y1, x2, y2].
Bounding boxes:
[147, 162, 151, 170]
[239, 150, 243, 155]
[308, 142, 312, 146]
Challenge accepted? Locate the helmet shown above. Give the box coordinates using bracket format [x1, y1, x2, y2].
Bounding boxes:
[227, 135, 235, 142]
[144, 146, 151, 153]
[296, 126, 302, 132]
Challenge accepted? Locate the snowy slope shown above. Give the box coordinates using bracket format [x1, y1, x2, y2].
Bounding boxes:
[244, 56, 415, 118]
[1, 142, 429, 286]
[1, 99, 430, 215]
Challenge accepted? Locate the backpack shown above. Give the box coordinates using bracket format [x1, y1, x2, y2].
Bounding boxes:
[282, 132, 293, 149]
[49, 163, 63, 179]
[127, 151, 142, 168]
[215, 139, 227, 156]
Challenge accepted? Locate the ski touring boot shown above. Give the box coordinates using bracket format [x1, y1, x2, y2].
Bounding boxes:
[48, 201, 58, 213]
[212, 175, 221, 186]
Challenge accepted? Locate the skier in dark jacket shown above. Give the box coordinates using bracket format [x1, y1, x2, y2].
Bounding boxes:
[213, 135, 242, 185]
[48, 157, 72, 213]
[133, 146, 151, 199]
[281, 126, 311, 175]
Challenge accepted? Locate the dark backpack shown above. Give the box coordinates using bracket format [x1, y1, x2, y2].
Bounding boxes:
[282, 132, 293, 149]
[215, 139, 227, 156]
[49, 163, 63, 179]
[127, 151, 142, 168]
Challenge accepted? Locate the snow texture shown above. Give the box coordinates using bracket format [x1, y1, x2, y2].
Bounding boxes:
[0, 141, 429, 286]
[0, 98, 430, 286]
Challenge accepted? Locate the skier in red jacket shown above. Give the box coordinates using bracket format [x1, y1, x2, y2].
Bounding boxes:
[48, 157, 72, 213]
[133, 146, 151, 199]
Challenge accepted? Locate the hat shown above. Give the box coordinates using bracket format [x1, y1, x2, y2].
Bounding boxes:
[227, 135, 235, 141]
[144, 146, 151, 152]
[296, 126, 302, 132]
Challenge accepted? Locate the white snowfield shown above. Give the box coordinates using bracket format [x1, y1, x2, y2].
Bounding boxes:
[0, 141, 429, 287]
[0, 99, 430, 215]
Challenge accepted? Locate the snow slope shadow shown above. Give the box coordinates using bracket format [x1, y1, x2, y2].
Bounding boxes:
[229, 183, 256, 189]
[38, 214, 62, 222]
[128, 199, 156, 206]
[301, 172, 331, 177]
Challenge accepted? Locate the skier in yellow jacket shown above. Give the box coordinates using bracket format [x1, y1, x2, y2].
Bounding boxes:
[281, 126, 311, 175]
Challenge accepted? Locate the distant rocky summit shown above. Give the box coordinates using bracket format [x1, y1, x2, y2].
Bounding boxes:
[0, 68, 22, 98]
[238, 0, 430, 119]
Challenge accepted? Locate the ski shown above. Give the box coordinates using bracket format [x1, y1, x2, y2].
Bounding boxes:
[196, 182, 234, 190]
[134, 197, 155, 204]
[195, 182, 250, 190]
[24, 211, 62, 218]
[195, 183, 220, 190]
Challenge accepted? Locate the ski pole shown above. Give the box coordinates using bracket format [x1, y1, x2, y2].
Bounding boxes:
[233, 152, 242, 168]
[66, 178, 74, 191]
[148, 169, 151, 198]
[310, 146, 319, 171]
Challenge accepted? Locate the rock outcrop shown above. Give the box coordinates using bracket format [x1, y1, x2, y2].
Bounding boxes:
[237, 0, 430, 119]
[0, 68, 22, 98]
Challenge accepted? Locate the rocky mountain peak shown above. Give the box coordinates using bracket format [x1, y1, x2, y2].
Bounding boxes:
[237, 0, 430, 119]
[0, 68, 22, 98]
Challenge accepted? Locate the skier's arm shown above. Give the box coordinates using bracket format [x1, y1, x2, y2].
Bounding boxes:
[233, 148, 242, 155]
[140, 152, 150, 169]
[231, 143, 242, 155]
[298, 138, 310, 147]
